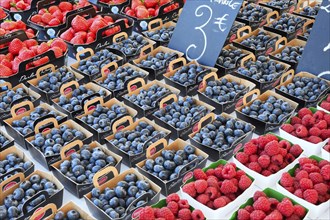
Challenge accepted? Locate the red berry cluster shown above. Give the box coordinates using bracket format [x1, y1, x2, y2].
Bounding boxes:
[235, 134, 303, 176]
[280, 157, 330, 205]
[0, 8, 7, 19]
[138, 193, 205, 220]
[0, 0, 31, 11]
[281, 108, 330, 144]
[324, 139, 330, 153]
[0, 38, 67, 77]
[320, 94, 330, 112]
[0, 21, 35, 40]
[99, 0, 126, 5]
[182, 163, 253, 210]
[237, 191, 307, 220]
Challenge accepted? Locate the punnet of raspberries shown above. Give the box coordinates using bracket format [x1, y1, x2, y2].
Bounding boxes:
[236, 190, 307, 220]
[281, 107, 330, 144]
[320, 94, 330, 112]
[138, 193, 205, 220]
[279, 157, 330, 205]
[182, 162, 253, 210]
[235, 133, 303, 176]
[0, 8, 8, 19]
[323, 139, 330, 153]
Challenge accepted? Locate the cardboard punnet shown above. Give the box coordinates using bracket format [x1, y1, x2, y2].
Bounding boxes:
[197, 73, 256, 114]
[93, 62, 149, 99]
[27, 64, 85, 104]
[293, 0, 319, 19]
[0, 130, 14, 152]
[236, 3, 272, 30]
[105, 116, 171, 167]
[233, 28, 283, 57]
[235, 89, 299, 135]
[25, 118, 93, 170]
[275, 71, 330, 109]
[233, 133, 304, 187]
[270, 39, 306, 70]
[142, 19, 176, 47]
[75, 97, 138, 144]
[84, 167, 161, 220]
[297, 19, 314, 41]
[279, 107, 330, 156]
[225, 21, 246, 45]
[136, 138, 209, 196]
[51, 140, 122, 198]
[259, 0, 297, 14]
[163, 58, 218, 97]
[30, 201, 96, 220]
[122, 79, 180, 119]
[0, 170, 64, 220]
[70, 48, 124, 83]
[189, 112, 255, 161]
[52, 81, 112, 119]
[132, 45, 184, 80]
[153, 96, 215, 140]
[2, 0, 39, 22]
[233, 53, 291, 93]
[229, 188, 310, 220]
[276, 155, 328, 219]
[317, 93, 330, 114]
[4, 101, 68, 149]
[180, 159, 255, 219]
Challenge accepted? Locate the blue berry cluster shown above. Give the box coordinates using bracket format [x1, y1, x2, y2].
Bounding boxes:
[169, 64, 207, 86]
[30, 125, 86, 157]
[0, 153, 33, 180]
[299, 4, 320, 17]
[266, 0, 295, 9]
[241, 31, 277, 50]
[53, 209, 82, 220]
[0, 133, 11, 148]
[217, 48, 246, 68]
[279, 76, 329, 101]
[0, 88, 35, 112]
[275, 46, 304, 63]
[90, 173, 156, 219]
[142, 145, 204, 181]
[59, 145, 117, 184]
[238, 5, 268, 22]
[108, 34, 148, 56]
[138, 52, 176, 70]
[241, 96, 294, 123]
[0, 174, 58, 219]
[269, 14, 306, 33]
[109, 121, 168, 155]
[144, 26, 175, 42]
[237, 55, 286, 82]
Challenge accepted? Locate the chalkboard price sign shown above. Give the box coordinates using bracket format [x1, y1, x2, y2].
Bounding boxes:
[168, 0, 243, 67]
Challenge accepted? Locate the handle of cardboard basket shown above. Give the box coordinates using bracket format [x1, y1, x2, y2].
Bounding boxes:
[303, 19, 314, 32]
[275, 37, 287, 51]
[34, 117, 58, 134]
[297, 0, 309, 9]
[60, 140, 83, 160]
[60, 81, 79, 95]
[159, 94, 177, 109]
[280, 69, 295, 85]
[10, 100, 34, 117]
[148, 18, 163, 31]
[127, 78, 145, 94]
[93, 166, 118, 188]
[113, 32, 128, 43]
[36, 64, 55, 78]
[75, 48, 94, 61]
[168, 57, 186, 72]
[266, 11, 279, 24]
[83, 97, 104, 114]
[30, 203, 57, 220]
[146, 138, 167, 158]
[200, 72, 218, 90]
[243, 89, 260, 106]
[240, 53, 255, 66]
[0, 82, 12, 90]
[237, 25, 251, 38]
[101, 62, 118, 77]
[112, 115, 133, 133]
[197, 112, 216, 131]
[0, 172, 25, 194]
[140, 44, 153, 57]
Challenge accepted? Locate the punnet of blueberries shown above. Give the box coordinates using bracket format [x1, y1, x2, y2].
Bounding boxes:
[144, 25, 175, 42]
[53, 209, 83, 220]
[217, 48, 247, 69]
[265, 0, 295, 9]
[76, 49, 120, 76]
[240, 30, 277, 50]
[274, 45, 304, 63]
[237, 55, 286, 82]
[108, 34, 149, 56]
[268, 13, 306, 33]
[30, 124, 86, 157]
[153, 97, 207, 129]
[0, 133, 11, 148]
[241, 95, 294, 123]
[202, 78, 247, 103]
[109, 121, 168, 156]
[0, 174, 58, 219]
[192, 115, 254, 151]
[0, 153, 33, 181]
[238, 4, 268, 22]
[90, 173, 156, 219]
[96, 65, 146, 91]
[0, 88, 35, 112]
[299, 3, 320, 17]
[80, 104, 129, 132]
[137, 51, 177, 70]
[279, 76, 329, 101]
[56, 85, 107, 112]
[124, 84, 171, 110]
[59, 145, 117, 184]
[11, 106, 64, 136]
[142, 145, 204, 181]
[169, 63, 208, 86]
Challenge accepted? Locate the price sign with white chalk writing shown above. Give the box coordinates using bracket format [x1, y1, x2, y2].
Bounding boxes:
[168, 0, 243, 67]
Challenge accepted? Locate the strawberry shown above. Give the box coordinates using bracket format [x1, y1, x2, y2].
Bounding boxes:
[0, 8, 6, 19]
[15, 20, 26, 29]
[136, 6, 149, 18]
[37, 42, 50, 54]
[86, 37, 95, 43]
[48, 5, 59, 14]
[41, 13, 53, 25]
[1, 59, 12, 69]
[1, 21, 16, 31]
[53, 10, 64, 22]
[31, 14, 42, 23]
[49, 18, 61, 26]
[70, 35, 84, 44]
[11, 57, 22, 73]
[104, 16, 114, 23]
[33, 57, 49, 67]
[50, 39, 67, 53]
[18, 48, 36, 60]
[90, 18, 108, 34]
[25, 39, 38, 48]
[144, 0, 159, 8]
[51, 46, 63, 58]
[59, 2, 73, 11]
[9, 38, 25, 56]
[71, 15, 89, 32]
[60, 28, 74, 41]
[0, 64, 13, 77]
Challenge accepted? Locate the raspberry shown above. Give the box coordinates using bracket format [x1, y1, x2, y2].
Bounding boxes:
[221, 164, 236, 179]
[319, 194, 329, 203]
[302, 163, 320, 173]
[324, 114, 330, 126]
[264, 140, 280, 156]
[139, 206, 155, 220]
[271, 154, 283, 166]
[238, 175, 252, 191]
[301, 114, 315, 127]
[294, 189, 303, 198]
[182, 182, 196, 197]
[178, 199, 190, 209]
[243, 142, 258, 155]
[236, 170, 246, 179]
[237, 209, 250, 220]
[324, 144, 330, 152]
[277, 198, 294, 217]
[206, 201, 214, 209]
[249, 155, 258, 162]
[314, 110, 325, 120]
[294, 205, 306, 218]
[316, 120, 328, 130]
[285, 153, 295, 163]
[261, 170, 272, 176]
[314, 183, 328, 195]
[220, 179, 238, 194]
[279, 140, 291, 150]
[309, 127, 321, 136]
[320, 129, 330, 140]
[205, 187, 218, 200]
[320, 164, 330, 180]
[289, 144, 302, 157]
[268, 198, 279, 209]
[191, 209, 204, 220]
[318, 159, 330, 168]
[308, 135, 323, 144]
[281, 124, 294, 133]
[299, 178, 313, 190]
[193, 169, 207, 180]
[253, 196, 271, 212]
[279, 148, 288, 158]
[309, 172, 324, 184]
[205, 168, 215, 176]
[303, 189, 319, 204]
[264, 210, 283, 220]
[299, 157, 317, 166]
[290, 116, 302, 125]
[284, 186, 295, 193]
[250, 210, 266, 220]
[213, 197, 227, 209]
[194, 179, 208, 194]
[166, 193, 180, 203]
[196, 194, 210, 205]
[268, 164, 280, 173]
[298, 108, 313, 119]
[248, 162, 262, 173]
[207, 176, 219, 188]
[167, 201, 179, 216]
[158, 207, 175, 220]
[253, 191, 266, 201]
[178, 208, 192, 220]
[214, 167, 223, 179]
[295, 125, 308, 138]
[280, 173, 294, 187]
[265, 134, 279, 142]
[244, 205, 254, 213]
[231, 178, 238, 186]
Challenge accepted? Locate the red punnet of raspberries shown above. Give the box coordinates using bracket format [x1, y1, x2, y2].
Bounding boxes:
[0, 0, 31, 11]
[236, 190, 307, 220]
[324, 139, 330, 153]
[279, 157, 330, 205]
[281, 107, 330, 144]
[0, 38, 67, 77]
[182, 163, 253, 210]
[0, 20, 36, 40]
[0, 8, 7, 19]
[138, 193, 205, 220]
[30, 0, 96, 27]
[320, 94, 330, 111]
[235, 134, 303, 176]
